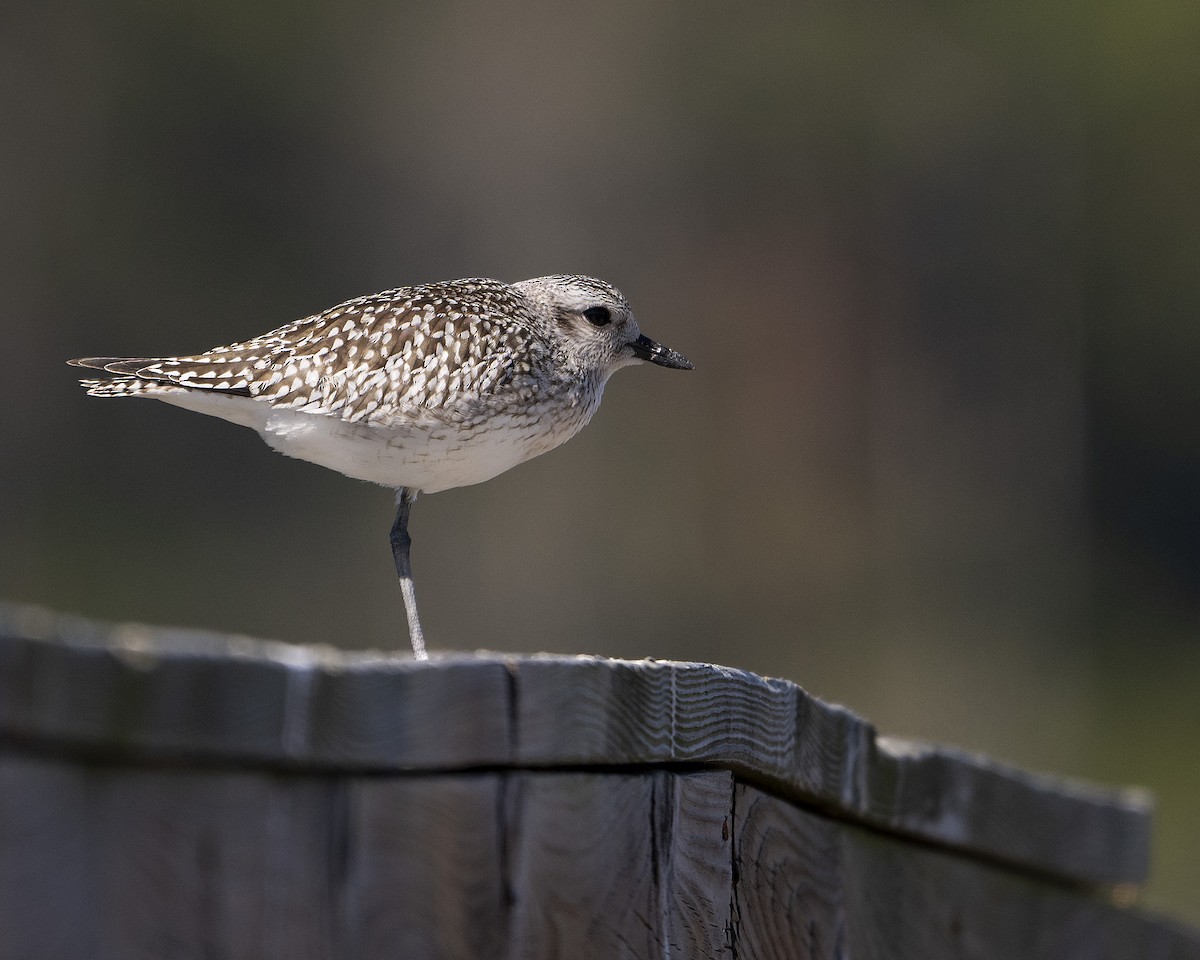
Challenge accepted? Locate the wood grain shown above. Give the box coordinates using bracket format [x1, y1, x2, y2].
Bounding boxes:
[501, 770, 732, 958]
[0, 602, 1153, 886]
[2, 752, 1195, 959]
[0, 752, 341, 959]
[732, 781, 1199, 960]
[340, 775, 509, 959]
[0, 751, 737, 960]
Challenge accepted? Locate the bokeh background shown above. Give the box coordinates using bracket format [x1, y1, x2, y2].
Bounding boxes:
[2, 0, 1196, 923]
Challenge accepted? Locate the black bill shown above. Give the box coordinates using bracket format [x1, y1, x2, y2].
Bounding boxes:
[630, 334, 694, 370]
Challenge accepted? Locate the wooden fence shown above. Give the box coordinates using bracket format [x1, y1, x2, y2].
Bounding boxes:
[0, 602, 1196, 959]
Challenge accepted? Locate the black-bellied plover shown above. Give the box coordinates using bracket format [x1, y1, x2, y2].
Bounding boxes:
[70, 276, 693, 659]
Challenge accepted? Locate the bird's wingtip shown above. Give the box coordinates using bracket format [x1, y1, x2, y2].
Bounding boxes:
[67, 357, 155, 373]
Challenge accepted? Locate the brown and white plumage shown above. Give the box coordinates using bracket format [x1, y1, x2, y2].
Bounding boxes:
[70, 275, 694, 657]
[77, 279, 551, 420]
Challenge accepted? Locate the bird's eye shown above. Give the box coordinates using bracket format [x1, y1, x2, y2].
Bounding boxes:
[582, 306, 612, 326]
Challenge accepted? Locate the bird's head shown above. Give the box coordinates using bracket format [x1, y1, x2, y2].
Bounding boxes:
[513, 275, 694, 379]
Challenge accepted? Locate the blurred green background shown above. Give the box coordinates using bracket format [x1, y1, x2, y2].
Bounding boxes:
[2, 0, 1196, 923]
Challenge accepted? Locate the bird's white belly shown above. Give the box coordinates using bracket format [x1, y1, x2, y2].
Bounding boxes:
[151, 381, 603, 493]
[258, 407, 589, 492]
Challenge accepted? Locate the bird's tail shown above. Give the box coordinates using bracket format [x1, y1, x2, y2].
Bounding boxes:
[77, 376, 169, 398]
[69, 357, 173, 398]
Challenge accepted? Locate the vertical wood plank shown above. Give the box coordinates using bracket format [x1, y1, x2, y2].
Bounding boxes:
[0, 753, 99, 960]
[660, 771, 736, 958]
[503, 771, 660, 959]
[503, 770, 733, 960]
[0, 752, 340, 960]
[733, 781, 1200, 960]
[340, 774, 509, 960]
[730, 780, 845, 960]
[94, 766, 339, 960]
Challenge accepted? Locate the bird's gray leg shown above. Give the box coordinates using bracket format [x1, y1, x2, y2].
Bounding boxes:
[390, 487, 428, 660]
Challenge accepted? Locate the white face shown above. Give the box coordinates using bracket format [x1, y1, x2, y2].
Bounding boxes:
[513, 275, 693, 377]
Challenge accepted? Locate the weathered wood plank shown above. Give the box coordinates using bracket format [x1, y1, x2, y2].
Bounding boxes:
[511, 656, 1149, 886]
[1, 748, 1196, 960]
[0, 754, 98, 959]
[662, 772, 737, 954]
[96, 771, 339, 960]
[0, 752, 341, 960]
[0, 603, 1153, 886]
[337, 770, 734, 959]
[0, 606, 514, 769]
[732, 781, 1200, 960]
[500, 770, 732, 958]
[0, 751, 737, 960]
[340, 775, 509, 959]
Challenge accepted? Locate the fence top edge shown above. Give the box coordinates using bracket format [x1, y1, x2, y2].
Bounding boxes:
[0, 601, 1152, 887]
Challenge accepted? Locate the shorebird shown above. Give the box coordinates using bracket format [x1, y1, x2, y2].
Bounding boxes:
[70, 275, 693, 659]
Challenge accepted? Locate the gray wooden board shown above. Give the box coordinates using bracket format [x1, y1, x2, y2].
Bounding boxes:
[0, 602, 1151, 886]
[1, 753, 1195, 960]
[0, 753, 733, 960]
[0, 752, 342, 960]
[500, 765, 732, 957]
[732, 782, 1200, 960]
[339, 775, 508, 959]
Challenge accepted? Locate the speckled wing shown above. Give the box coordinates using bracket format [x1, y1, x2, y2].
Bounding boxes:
[72, 279, 550, 424]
